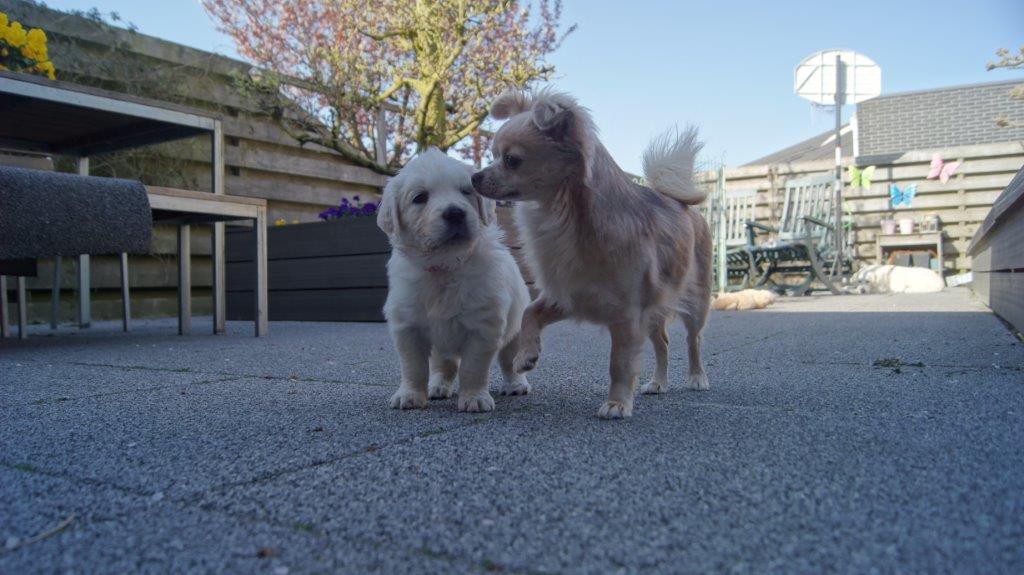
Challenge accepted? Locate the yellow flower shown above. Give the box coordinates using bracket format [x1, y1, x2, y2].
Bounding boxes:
[21, 28, 47, 61]
[34, 60, 56, 80]
[0, 13, 9, 30]
[6, 21, 26, 47]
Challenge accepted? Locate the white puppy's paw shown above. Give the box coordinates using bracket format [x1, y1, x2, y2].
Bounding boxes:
[686, 372, 710, 391]
[389, 388, 428, 410]
[597, 400, 633, 419]
[640, 378, 668, 395]
[499, 374, 531, 396]
[427, 374, 455, 399]
[458, 391, 495, 413]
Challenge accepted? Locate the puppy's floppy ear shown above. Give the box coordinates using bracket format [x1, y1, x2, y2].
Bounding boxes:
[376, 177, 400, 236]
[490, 90, 532, 120]
[473, 193, 496, 227]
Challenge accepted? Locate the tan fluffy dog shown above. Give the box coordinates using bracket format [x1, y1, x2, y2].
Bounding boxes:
[471, 89, 712, 419]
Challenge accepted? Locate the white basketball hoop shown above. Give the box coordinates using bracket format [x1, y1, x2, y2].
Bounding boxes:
[795, 49, 881, 106]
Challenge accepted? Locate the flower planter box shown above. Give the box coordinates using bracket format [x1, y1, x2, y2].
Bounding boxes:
[225, 217, 389, 322]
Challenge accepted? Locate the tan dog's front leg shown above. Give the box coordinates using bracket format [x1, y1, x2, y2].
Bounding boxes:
[389, 327, 430, 409]
[514, 296, 565, 373]
[599, 320, 644, 419]
[457, 339, 498, 413]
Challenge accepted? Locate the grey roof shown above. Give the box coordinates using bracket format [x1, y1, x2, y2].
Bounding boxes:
[745, 125, 852, 166]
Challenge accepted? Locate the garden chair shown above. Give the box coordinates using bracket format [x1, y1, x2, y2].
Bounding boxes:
[744, 175, 848, 295]
[713, 188, 760, 291]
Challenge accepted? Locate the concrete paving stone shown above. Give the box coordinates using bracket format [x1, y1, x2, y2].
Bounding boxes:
[0, 468, 458, 574]
[201, 384, 1024, 574]
[0, 288, 1020, 573]
[1, 361, 221, 407]
[1, 376, 496, 499]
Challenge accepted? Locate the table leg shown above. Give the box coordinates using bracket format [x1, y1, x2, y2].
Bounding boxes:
[77, 254, 90, 328]
[120, 252, 131, 332]
[178, 225, 191, 335]
[254, 209, 268, 337]
[0, 276, 9, 339]
[212, 222, 226, 334]
[17, 276, 27, 340]
[51, 256, 61, 329]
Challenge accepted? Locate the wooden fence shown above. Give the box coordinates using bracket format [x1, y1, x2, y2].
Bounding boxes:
[0, 0, 385, 322]
[697, 141, 1024, 274]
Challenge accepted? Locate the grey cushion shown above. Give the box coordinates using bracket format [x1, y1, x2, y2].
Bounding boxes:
[0, 166, 152, 259]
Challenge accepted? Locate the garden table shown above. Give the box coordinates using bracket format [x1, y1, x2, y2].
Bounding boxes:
[0, 71, 267, 337]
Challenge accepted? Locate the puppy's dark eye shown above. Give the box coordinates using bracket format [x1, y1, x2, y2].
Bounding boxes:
[412, 191, 429, 204]
[460, 188, 472, 196]
[503, 154, 522, 170]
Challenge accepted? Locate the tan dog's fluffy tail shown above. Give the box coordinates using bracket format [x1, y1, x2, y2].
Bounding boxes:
[642, 126, 705, 205]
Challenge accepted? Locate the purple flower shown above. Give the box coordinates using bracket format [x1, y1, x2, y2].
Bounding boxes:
[319, 197, 379, 220]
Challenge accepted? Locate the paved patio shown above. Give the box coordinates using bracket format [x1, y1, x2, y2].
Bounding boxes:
[1, 287, 1022, 574]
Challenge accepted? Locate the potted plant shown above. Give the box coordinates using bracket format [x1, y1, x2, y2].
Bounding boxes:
[225, 196, 390, 322]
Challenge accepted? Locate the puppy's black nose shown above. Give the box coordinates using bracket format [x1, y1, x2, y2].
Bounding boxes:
[471, 171, 483, 190]
[442, 206, 466, 224]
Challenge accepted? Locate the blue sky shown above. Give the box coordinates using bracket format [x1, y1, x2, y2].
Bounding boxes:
[43, 0, 1024, 172]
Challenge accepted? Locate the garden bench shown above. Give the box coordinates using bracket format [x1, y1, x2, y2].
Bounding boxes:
[744, 175, 848, 295]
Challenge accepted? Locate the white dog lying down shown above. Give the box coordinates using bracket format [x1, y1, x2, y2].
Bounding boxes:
[377, 148, 531, 412]
[853, 265, 945, 294]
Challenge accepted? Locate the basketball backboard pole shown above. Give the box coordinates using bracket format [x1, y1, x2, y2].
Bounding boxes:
[794, 49, 881, 281]
[832, 54, 845, 277]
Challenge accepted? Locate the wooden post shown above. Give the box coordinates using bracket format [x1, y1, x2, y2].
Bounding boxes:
[120, 252, 131, 332]
[0, 275, 9, 338]
[253, 207, 269, 337]
[77, 157, 91, 328]
[178, 224, 191, 335]
[211, 121, 227, 335]
[715, 167, 727, 293]
[50, 256, 61, 329]
[17, 276, 27, 339]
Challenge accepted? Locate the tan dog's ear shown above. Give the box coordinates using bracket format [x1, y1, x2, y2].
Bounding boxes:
[491, 90, 532, 120]
[376, 178, 400, 235]
[531, 99, 574, 140]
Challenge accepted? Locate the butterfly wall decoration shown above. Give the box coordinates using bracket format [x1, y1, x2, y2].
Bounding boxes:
[889, 183, 917, 208]
[927, 154, 961, 184]
[847, 165, 875, 189]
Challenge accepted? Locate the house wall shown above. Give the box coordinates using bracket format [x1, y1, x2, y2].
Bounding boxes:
[857, 80, 1024, 156]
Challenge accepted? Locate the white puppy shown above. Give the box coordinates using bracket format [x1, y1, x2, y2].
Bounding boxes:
[377, 148, 531, 412]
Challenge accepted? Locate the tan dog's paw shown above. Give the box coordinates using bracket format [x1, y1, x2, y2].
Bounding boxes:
[389, 388, 428, 410]
[499, 374, 531, 396]
[597, 400, 633, 419]
[640, 378, 668, 395]
[427, 374, 455, 400]
[686, 372, 710, 391]
[458, 391, 495, 413]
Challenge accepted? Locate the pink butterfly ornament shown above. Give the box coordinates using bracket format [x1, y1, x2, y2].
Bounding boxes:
[927, 153, 961, 184]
